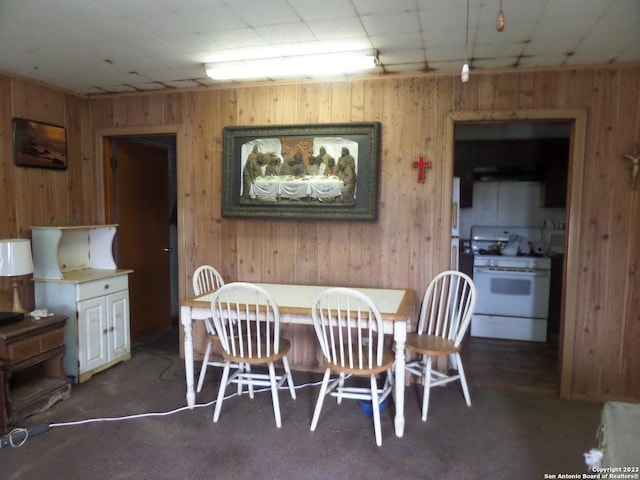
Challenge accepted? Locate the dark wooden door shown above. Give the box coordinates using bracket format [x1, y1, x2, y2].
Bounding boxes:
[109, 138, 172, 341]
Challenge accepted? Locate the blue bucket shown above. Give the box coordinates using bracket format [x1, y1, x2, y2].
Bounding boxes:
[358, 397, 388, 417]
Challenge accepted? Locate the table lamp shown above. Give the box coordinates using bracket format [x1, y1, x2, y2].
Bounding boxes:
[0, 238, 34, 313]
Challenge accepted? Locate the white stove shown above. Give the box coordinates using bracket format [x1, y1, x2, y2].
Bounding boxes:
[473, 254, 550, 270]
[470, 226, 551, 342]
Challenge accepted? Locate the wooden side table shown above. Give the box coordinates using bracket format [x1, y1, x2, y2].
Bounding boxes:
[0, 315, 71, 429]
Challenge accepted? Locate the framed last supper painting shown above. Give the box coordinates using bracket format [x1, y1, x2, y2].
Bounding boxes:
[221, 122, 381, 221]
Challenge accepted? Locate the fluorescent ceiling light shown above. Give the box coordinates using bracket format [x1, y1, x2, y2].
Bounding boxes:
[205, 50, 378, 81]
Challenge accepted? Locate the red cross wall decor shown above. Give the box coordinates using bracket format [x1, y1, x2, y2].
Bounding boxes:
[413, 155, 431, 183]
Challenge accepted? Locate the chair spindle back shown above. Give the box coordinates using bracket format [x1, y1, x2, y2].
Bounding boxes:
[210, 282, 280, 360]
[417, 270, 476, 347]
[312, 287, 386, 370]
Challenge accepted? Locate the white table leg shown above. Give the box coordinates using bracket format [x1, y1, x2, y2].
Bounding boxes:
[393, 320, 407, 437]
[180, 304, 195, 408]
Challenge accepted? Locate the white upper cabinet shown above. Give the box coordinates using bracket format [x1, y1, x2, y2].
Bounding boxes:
[31, 225, 119, 280]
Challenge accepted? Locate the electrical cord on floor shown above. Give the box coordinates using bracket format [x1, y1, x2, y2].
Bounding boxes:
[131, 346, 186, 383]
[0, 423, 51, 449]
[0, 375, 330, 449]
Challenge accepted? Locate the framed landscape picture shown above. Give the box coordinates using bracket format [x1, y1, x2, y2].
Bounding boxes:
[13, 117, 68, 170]
[222, 122, 381, 221]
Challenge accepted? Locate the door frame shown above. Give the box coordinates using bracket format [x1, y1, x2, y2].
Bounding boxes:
[444, 108, 587, 400]
[96, 124, 184, 323]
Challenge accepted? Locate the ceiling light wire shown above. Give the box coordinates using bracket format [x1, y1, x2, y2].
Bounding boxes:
[461, 0, 470, 83]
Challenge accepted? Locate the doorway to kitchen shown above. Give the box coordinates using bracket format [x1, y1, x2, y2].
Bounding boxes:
[445, 108, 587, 397]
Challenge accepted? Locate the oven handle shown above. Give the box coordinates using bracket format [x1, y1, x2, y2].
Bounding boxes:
[473, 267, 550, 277]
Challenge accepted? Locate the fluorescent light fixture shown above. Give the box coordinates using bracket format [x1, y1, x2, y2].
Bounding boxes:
[205, 50, 378, 81]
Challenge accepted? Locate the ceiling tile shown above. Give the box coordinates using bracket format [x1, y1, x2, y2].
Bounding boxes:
[306, 17, 368, 41]
[288, 0, 357, 20]
[353, 0, 417, 15]
[253, 22, 317, 45]
[370, 33, 424, 52]
[360, 11, 422, 36]
[224, 0, 300, 26]
[380, 48, 426, 65]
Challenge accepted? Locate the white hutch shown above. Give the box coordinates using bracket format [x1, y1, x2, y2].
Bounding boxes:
[31, 225, 133, 383]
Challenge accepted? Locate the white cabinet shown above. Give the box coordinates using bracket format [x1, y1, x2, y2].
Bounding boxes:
[31, 225, 133, 383]
[78, 288, 130, 376]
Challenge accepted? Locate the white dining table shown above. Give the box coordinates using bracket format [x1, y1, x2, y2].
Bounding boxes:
[179, 282, 416, 438]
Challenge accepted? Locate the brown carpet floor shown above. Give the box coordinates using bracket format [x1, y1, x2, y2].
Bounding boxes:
[1, 329, 603, 480]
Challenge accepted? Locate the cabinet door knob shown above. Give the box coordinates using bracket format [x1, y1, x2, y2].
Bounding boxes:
[164, 247, 173, 253]
[104, 284, 110, 290]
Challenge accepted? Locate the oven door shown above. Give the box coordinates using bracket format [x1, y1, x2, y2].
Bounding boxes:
[473, 266, 551, 318]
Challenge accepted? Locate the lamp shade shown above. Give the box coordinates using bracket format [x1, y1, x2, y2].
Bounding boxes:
[0, 239, 34, 276]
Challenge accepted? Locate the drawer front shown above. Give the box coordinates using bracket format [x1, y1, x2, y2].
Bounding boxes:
[5, 328, 66, 365]
[8, 337, 41, 363]
[40, 328, 65, 352]
[77, 275, 128, 301]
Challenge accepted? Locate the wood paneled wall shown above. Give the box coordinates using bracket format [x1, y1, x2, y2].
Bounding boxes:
[0, 76, 94, 311]
[1, 65, 639, 402]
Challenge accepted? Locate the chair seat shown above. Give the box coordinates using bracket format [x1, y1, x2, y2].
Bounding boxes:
[324, 348, 394, 376]
[222, 338, 291, 365]
[406, 333, 460, 356]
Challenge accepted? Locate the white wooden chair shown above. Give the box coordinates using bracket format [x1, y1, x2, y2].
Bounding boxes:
[405, 270, 476, 421]
[211, 282, 296, 428]
[310, 287, 394, 446]
[193, 265, 225, 297]
[192, 265, 226, 392]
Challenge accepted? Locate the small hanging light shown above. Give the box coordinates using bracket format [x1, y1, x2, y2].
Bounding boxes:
[496, 0, 505, 32]
[461, 0, 470, 83]
[461, 63, 469, 83]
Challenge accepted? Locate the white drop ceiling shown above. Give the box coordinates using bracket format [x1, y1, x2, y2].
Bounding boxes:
[0, 0, 638, 96]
